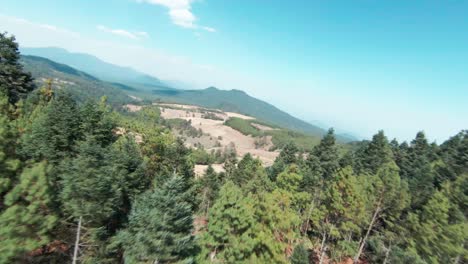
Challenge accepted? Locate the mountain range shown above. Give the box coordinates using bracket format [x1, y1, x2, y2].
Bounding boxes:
[20, 47, 357, 142]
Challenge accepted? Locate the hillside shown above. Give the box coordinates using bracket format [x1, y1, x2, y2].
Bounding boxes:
[152, 87, 355, 142]
[20, 55, 134, 106]
[20, 47, 173, 91]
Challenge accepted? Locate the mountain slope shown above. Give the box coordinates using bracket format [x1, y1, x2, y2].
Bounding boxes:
[20, 47, 171, 90]
[20, 55, 134, 106]
[152, 87, 356, 141]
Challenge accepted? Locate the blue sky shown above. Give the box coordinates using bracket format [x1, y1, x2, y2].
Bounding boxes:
[1, 0, 467, 142]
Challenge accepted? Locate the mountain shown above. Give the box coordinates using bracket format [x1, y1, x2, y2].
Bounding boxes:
[152, 87, 353, 142]
[20, 52, 355, 142]
[20, 47, 171, 91]
[20, 55, 134, 106]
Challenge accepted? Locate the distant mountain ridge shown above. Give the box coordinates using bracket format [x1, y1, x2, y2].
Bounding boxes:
[19, 50, 357, 142]
[20, 55, 133, 106]
[20, 47, 171, 91]
[152, 87, 355, 142]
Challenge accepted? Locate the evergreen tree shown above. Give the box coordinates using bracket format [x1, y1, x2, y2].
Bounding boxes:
[270, 142, 299, 180]
[0, 32, 35, 105]
[354, 162, 410, 263]
[60, 136, 121, 226]
[312, 128, 340, 179]
[0, 162, 57, 263]
[199, 165, 223, 215]
[0, 91, 19, 198]
[290, 243, 309, 264]
[19, 91, 82, 164]
[199, 181, 255, 263]
[200, 181, 298, 263]
[357, 131, 394, 174]
[79, 99, 116, 147]
[407, 131, 435, 208]
[312, 167, 366, 262]
[406, 191, 466, 264]
[231, 153, 264, 188]
[115, 175, 197, 263]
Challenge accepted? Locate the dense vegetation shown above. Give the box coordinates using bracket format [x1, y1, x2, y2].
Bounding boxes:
[1, 33, 467, 264]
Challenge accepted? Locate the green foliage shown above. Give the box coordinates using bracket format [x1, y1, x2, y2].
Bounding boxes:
[355, 130, 394, 174]
[115, 175, 197, 263]
[269, 129, 320, 152]
[0, 91, 20, 194]
[198, 165, 223, 215]
[406, 190, 466, 264]
[224, 117, 263, 136]
[163, 118, 203, 137]
[200, 181, 299, 263]
[60, 136, 122, 225]
[290, 243, 309, 264]
[312, 128, 340, 179]
[0, 162, 57, 263]
[0, 32, 35, 105]
[19, 91, 82, 164]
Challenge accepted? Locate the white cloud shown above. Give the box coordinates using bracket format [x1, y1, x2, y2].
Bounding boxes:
[97, 25, 149, 40]
[136, 31, 150, 38]
[0, 14, 226, 89]
[202, 26, 216, 32]
[137, 0, 215, 32]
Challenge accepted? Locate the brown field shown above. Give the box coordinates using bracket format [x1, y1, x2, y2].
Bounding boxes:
[158, 103, 279, 167]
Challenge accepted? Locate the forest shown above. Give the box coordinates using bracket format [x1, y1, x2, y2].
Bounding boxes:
[0, 32, 467, 264]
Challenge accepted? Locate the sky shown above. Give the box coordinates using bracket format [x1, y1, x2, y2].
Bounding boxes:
[1, 0, 467, 142]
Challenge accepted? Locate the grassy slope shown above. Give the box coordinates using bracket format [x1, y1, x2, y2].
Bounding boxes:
[151, 87, 338, 137]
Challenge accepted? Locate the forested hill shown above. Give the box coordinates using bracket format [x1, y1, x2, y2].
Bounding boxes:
[21, 47, 168, 90]
[18, 51, 356, 142]
[153, 87, 356, 142]
[20, 55, 134, 106]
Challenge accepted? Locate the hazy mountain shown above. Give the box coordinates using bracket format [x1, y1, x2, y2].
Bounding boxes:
[152, 87, 354, 142]
[20, 52, 356, 142]
[20, 47, 170, 90]
[20, 55, 134, 106]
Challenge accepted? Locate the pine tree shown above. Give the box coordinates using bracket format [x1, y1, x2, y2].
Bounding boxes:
[200, 181, 299, 263]
[116, 175, 197, 263]
[270, 142, 299, 180]
[0, 32, 35, 105]
[199, 165, 223, 215]
[199, 181, 255, 262]
[60, 136, 121, 226]
[312, 128, 340, 179]
[19, 91, 82, 164]
[79, 99, 116, 147]
[406, 190, 466, 264]
[357, 131, 394, 174]
[354, 162, 410, 263]
[0, 91, 19, 197]
[407, 131, 435, 209]
[290, 243, 309, 264]
[313, 167, 366, 262]
[0, 162, 57, 263]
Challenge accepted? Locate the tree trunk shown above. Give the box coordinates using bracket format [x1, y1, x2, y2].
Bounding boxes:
[72, 216, 82, 264]
[354, 205, 380, 264]
[302, 189, 319, 235]
[382, 244, 391, 264]
[319, 232, 327, 264]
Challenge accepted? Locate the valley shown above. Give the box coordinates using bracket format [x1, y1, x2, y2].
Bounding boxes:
[128, 103, 281, 174]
